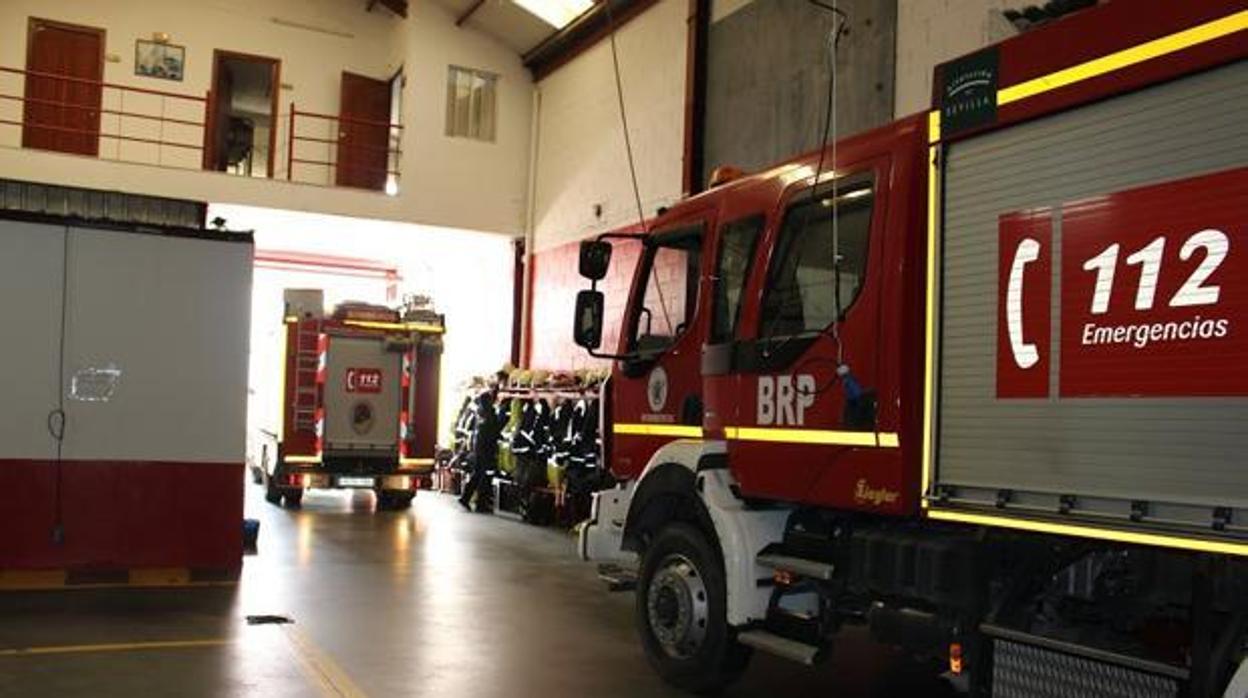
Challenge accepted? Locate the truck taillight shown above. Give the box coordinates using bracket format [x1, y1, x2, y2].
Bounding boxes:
[286, 474, 301, 487]
[949, 642, 964, 675]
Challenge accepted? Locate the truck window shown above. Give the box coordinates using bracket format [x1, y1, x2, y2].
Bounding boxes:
[711, 215, 764, 344]
[629, 225, 703, 356]
[760, 182, 874, 338]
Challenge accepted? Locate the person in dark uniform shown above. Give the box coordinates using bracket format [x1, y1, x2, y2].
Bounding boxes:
[459, 385, 500, 512]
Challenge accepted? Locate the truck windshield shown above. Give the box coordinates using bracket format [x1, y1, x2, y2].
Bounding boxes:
[629, 225, 703, 356]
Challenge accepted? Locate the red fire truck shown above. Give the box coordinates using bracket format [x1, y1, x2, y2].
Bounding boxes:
[262, 290, 444, 510]
[574, 1, 1248, 695]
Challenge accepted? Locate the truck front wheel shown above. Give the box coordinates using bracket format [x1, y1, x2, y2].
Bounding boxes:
[636, 522, 751, 694]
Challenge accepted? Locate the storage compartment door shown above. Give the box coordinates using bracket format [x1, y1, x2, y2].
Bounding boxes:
[935, 59, 1248, 535]
[323, 336, 401, 455]
[59, 227, 252, 567]
[0, 221, 66, 565]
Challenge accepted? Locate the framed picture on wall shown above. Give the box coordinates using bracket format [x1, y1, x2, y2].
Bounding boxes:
[135, 40, 185, 81]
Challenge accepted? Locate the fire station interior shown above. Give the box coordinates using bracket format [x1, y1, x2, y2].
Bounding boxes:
[3, 1, 1247, 697]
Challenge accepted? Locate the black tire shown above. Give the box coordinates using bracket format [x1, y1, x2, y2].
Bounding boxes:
[376, 490, 409, 511]
[283, 489, 303, 508]
[264, 473, 282, 505]
[636, 522, 751, 694]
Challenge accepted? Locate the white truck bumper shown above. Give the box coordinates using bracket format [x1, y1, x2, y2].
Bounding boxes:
[577, 481, 636, 563]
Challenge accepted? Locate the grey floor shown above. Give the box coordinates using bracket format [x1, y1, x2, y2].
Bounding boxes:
[0, 484, 939, 697]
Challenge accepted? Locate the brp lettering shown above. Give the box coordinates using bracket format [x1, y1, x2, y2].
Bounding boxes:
[757, 375, 816, 426]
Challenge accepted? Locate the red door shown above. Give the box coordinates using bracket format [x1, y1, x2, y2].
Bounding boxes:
[722, 162, 901, 513]
[23, 19, 105, 156]
[336, 72, 392, 191]
[609, 210, 714, 479]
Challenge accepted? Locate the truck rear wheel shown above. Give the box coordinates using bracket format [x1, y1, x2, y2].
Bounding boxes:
[264, 473, 282, 505]
[283, 489, 303, 508]
[636, 522, 750, 694]
[376, 490, 414, 511]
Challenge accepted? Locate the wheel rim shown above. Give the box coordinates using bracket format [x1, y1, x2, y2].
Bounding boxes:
[646, 553, 709, 660]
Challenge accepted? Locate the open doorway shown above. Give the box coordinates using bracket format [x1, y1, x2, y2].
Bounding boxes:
[205, 50, 279, 178]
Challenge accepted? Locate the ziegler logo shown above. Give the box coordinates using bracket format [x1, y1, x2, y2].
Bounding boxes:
[853, 479, 899, 507]
[757, 375, 815, 426]
[345, 368, 383, 394]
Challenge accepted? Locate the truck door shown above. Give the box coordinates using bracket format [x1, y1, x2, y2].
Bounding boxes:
[725, 167, 898, 509]
[610, 213, 712, 479]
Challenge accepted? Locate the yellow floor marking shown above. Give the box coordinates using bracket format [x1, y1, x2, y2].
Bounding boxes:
[281, 625, 369, 698]
[0, 638, 232, 657]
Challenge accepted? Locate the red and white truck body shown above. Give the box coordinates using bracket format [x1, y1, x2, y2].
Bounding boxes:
[264, 290, 443, 509]
[575, 1, 1248, 695]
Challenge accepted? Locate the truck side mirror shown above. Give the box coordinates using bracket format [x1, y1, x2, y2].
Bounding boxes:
[578, 240, 612, 281]
[573, 290, 605, 350]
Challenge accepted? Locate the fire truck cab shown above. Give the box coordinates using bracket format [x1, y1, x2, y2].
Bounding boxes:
[574, 1, 1248, 695]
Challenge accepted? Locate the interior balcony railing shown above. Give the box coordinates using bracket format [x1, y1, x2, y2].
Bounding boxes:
[0, 67, 402, 194]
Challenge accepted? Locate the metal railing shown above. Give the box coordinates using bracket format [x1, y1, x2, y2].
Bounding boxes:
[286, 103, 403, 192]
[1, 67, 404, 193]
[0, 66, 208, 167]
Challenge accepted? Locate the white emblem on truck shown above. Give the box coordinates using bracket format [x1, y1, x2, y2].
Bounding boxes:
[647, 366, 669, 412]
[757, 375, 816, 426]
[1006, 237, 1041, 369]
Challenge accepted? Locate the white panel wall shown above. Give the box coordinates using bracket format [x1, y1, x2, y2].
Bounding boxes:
[60, 229, 253, 463]
[0, 222, 65, 461]
[530, 0, 688, 252]
[893, 0, 1017, 117]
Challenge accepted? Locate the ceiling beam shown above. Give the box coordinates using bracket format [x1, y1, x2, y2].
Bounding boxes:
[523, 0, 658, 82]
[456, 0, 487, 26]
[366, 0, 408, 18]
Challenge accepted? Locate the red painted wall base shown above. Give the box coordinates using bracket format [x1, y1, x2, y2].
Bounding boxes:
[0, 460, 243, 574]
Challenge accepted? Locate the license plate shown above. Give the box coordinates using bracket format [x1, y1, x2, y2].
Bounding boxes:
[338, 476, 375, 488]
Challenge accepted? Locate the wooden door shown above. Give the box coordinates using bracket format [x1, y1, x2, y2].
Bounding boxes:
[336, 72, 392, 191]
[23, 19, 105, 156]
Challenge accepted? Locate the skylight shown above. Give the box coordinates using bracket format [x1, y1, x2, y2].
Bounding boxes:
[512, 0, 594, 28]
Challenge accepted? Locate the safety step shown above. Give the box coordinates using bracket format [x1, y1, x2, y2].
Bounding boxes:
[596, 563, 637, 592]
[756, 552, 835, 581]
[737, 629, 822, 666]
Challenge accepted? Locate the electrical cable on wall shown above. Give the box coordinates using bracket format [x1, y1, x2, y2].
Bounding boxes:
[762, 1, 851, 400]
[603, 0, 674, 340]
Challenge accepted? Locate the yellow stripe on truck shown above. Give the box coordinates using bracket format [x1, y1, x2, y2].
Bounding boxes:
[924, 10, 1247, 145]
[724, 427, 900, 448]
[928, 509, 1248, 558]
[997, 9, 1248, 107]
[612, 423, 704, 438]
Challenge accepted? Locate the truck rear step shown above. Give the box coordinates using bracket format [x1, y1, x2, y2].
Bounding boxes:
[756, 551, 835, 581]
[596, 563, 637, 592]
[737, 629, 822, 665]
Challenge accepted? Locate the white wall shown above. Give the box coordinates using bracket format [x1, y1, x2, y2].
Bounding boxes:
[210, 203, 516, 447]
[0, 0, 532, 237]
[530, 0, 688, 252]
[0, 0, 402, 176]
[894, 0, 1017, 117]
[394, 2, 534, 237]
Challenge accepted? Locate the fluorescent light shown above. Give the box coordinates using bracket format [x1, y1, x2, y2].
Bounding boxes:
[512, 0, 593, 28]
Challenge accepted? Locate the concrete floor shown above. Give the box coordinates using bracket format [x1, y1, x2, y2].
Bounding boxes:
[0, 484, 940, 697]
